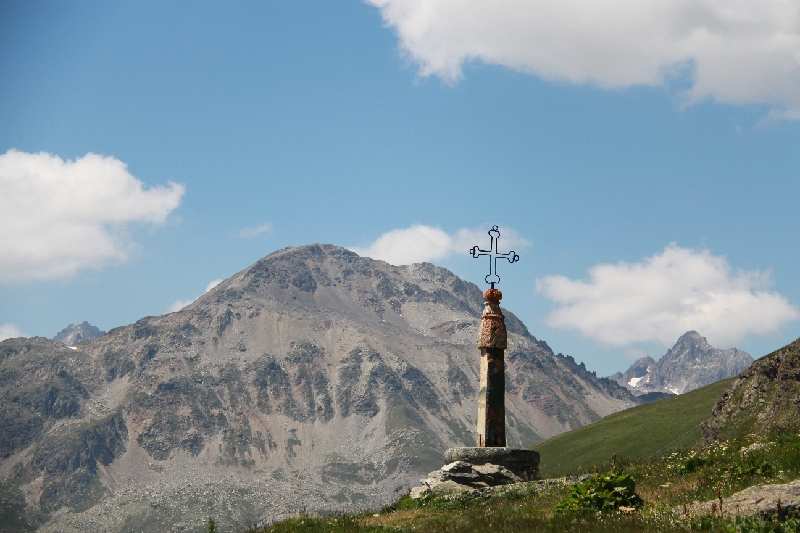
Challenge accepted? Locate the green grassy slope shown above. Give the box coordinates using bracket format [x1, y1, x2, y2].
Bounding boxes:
[534, 378, 735, 477]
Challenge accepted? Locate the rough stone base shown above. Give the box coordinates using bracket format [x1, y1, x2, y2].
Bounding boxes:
[444, 447, 540, 479]
[410, 461, 525, 499]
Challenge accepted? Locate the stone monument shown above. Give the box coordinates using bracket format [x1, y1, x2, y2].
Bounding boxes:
[443, 225, 539, 476]
[409, 226, 539, 498]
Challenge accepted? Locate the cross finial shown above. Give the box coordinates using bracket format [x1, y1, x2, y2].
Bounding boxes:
[470, 225, 519, 288]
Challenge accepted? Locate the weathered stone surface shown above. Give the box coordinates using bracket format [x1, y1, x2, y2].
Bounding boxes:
[476, 288, 507, 447]
[411, 461, 524, 498]
[411, 471, 591, 500]
[444, 447, 540, 479]
[678, 480, 800, 518]
[477, 289, 507, 350]
[477, 347, 506, 447]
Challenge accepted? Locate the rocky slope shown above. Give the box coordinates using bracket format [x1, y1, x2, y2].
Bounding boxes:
[51, 321, 106, 345]
[0, 244, 636, 532]
[701, 336, 800, 445]
[609, 331, 753, 395]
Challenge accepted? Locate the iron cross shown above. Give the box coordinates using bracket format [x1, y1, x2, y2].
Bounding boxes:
[470, 225, 519, 288]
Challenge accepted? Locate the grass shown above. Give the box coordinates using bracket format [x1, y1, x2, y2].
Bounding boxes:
[534, 378, 736, 477]
[236, 370, 800, 533]
[240, 428, 800, 533]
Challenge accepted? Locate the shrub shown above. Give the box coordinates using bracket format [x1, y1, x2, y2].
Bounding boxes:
[555, 472, 643, 514]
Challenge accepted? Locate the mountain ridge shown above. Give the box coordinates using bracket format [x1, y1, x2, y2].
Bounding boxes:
[0, 244, 637, 532]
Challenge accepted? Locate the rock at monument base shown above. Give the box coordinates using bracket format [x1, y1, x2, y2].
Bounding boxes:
[410, 460, 525, 499]
[444, 447, 540, 479]
[676, 480, 800, 518]
[408, 449, 544, 500]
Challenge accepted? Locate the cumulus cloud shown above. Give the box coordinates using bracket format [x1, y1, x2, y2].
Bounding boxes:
[369, 0, 800, 116]
[0, 323, 27, 342]
[350, 224, 529, 265]
[0, 150, 185, 282]
[167, 299, 195, 313]
[237, 222, 273, 238]
[537, 244, 800, 348]
[168, 278, 223, 313]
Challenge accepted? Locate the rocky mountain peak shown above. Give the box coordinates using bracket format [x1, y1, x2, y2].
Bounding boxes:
[676, 330, 704, 343]
[668, 330, 710, 354]
[51, 320, 106, 344]
[609, 331, 753, 396]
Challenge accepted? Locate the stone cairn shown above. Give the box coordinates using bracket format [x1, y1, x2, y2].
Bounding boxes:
[411, 226, 540, 498]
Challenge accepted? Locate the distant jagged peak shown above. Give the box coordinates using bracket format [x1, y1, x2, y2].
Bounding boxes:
[676, 330, 705, 343]
[610, 330, 753, 396]
[628, 356, 656, 375]
[668, 330, 712, 351]
[663, 330, 751, 363]
[52, 320, 105, 345]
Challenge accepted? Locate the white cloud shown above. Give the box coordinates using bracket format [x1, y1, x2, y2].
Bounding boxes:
[0, 150, 185, 282]
[168, 278, 224, 313]
[369, 0, 800, 116]
[167, 299, 195, 313]
[350, 224, 529, 265]
[237, 222, 273, 238]
[205, 279, 223, 293]
[0, 323, 27, 342]
[536, 244, 800, 348]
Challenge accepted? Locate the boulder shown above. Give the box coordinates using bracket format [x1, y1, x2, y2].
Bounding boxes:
[410, 461, 524, 499]
[678, 480, 800, 518]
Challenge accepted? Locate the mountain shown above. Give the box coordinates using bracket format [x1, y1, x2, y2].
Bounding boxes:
[609, 331, 753, 396]
[0, 244, 636, 533]
[51, 321, 106, 345]
[701, 336, 800, 445]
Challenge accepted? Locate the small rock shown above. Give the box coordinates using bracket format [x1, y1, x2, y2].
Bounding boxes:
[738, 442, 774, 454]
[429, 480, 472, 496]
[409, 486, 429, 500]
[441, 461, 473, 474]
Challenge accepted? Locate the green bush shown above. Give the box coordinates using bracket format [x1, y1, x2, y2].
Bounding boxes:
[555, 472, 643, 514]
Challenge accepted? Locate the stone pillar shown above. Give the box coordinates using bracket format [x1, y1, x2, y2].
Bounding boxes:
[477, 288, 507, 447]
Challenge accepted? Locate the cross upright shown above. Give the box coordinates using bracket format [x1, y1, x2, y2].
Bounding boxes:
[470, 225, 519, 289]
[469, 226, 520, 447]
[443, 224, 539, 478]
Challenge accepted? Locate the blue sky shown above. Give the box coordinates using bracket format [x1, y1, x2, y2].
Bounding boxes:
[2, 1, 800, 375]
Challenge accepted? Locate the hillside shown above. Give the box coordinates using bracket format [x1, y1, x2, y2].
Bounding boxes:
[534, 377, 735, 478]
[0, 244, 636, 533]
[702, 336, 800, 444]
